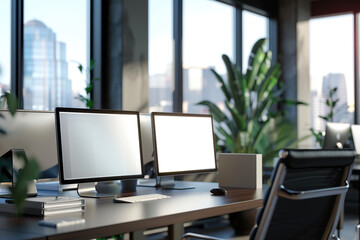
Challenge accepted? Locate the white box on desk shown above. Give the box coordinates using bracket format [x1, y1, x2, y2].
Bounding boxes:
[218, 153, 262, 189]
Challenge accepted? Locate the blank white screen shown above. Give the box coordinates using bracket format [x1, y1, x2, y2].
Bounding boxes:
[59, 112, 142, 180]
[153, 114, 216, 174]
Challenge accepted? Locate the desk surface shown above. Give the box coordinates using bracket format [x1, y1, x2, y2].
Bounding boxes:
[0, 181, 262, 240]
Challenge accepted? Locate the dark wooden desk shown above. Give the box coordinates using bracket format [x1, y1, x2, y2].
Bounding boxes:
[0, 181, 262, 240]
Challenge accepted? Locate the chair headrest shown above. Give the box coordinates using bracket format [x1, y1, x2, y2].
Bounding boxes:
[279, 149, 356, 169]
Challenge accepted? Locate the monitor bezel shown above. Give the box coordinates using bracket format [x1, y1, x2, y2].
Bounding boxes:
[55, 107, 144, 185]
[151, 112, 217, 177]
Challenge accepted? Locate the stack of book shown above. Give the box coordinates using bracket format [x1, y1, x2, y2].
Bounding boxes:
[0, 196, 85, 216]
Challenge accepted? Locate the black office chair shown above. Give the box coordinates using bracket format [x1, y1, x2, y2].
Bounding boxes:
[182, 149, 356, 240]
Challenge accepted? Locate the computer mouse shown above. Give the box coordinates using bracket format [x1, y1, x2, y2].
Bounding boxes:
[210, 187, 227, 196]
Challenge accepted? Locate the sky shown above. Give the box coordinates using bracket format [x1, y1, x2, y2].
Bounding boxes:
[0, 0, 88, 93]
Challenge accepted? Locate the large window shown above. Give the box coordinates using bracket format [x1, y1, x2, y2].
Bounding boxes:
[310, 14, 355, 146]
[23, 0, 88, 110]
[182, 0, 234, 114]
[242, 10, 269, 71]
[0, 0, 11, 93]
[148, 0, 173, 112]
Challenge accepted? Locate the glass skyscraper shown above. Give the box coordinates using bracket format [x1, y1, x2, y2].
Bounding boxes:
[23, 19, 72, 110]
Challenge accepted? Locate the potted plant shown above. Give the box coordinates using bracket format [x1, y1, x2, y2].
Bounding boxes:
[198, 38, 307, 234]
[198, 38, 307, 167]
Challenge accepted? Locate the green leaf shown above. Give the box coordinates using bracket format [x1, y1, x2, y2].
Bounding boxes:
[254, 96, 274, 120]
[86, 99, 94, 109]
[255, 50, 272, 89]
[281, 99, 308, 106]
[85, 84, 93, 94]
[210, 69, 231, 101]
[225, 101, 245, 131]
[78, 64, 83, 73]
[310, 128, 323, 145]
[251, 119, 271, 151]
[90, 59, 95, 70]
[4, 92, 18, 116]
[10, 155, 39, 215]
[222, 55, 243, 113]
[216, 126, 236, 152]
[246, 38, 267, 90]
[326, 99, 330, 106]
[258, 63, 281, 101]
[234, 65, 249, 115]
[258, 77, 277, 103]
[197, 100, 228, 122]
[332, 99, 339, 107]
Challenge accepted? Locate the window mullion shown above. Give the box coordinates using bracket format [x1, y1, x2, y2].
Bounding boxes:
[11, 0, 24, 108]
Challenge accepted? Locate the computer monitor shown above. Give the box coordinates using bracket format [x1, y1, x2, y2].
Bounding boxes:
[351, 124, 360, 155]
[55, 108, 144, 198]
[322, 122, 351, 149]
[139, 113, 155, 178]
[0, 110, 58, 180]
[152, 112, 217, 189]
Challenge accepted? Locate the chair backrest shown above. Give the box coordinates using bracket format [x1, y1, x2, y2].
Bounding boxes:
[251, 149, 355, 240]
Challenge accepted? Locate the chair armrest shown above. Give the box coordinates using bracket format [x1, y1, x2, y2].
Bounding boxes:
[278, 181, 349, 200]
[181, 233, 224, 240]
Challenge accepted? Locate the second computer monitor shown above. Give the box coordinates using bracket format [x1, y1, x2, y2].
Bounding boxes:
[152, 112, 217, 188]
[322, 122, 351, 149]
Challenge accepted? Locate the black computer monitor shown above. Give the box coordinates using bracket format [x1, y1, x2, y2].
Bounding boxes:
[152, 112, 217, 189]
[0, 110, 58, 180]
[322, 122, 351, 149]
[55, 108, 144, 198]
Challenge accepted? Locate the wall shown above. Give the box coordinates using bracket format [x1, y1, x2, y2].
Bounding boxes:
[278, 0, 311, 147]
[121, 0, 149, 112]
[101, 0, 148, 112]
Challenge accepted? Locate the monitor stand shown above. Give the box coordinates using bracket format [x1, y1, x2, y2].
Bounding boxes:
[156, 176, 195, 190]
[77, 180, 138, 198]
[77, 182, 117, 198]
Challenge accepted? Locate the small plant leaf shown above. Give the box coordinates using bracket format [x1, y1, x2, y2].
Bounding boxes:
[4, 92, 17, 116]
[78, 64, 83, 73]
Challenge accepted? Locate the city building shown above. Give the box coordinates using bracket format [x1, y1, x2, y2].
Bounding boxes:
[23, 19, 72, 110]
